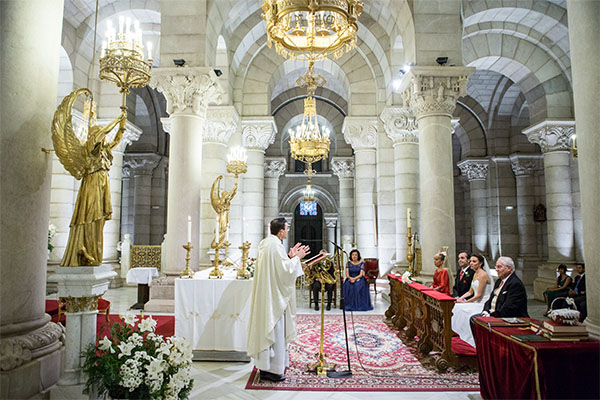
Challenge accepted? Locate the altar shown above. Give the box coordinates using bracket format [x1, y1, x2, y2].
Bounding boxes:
[174, 268, 253, 361]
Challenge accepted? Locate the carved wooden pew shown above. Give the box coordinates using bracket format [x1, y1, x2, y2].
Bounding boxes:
[385, 274, 474, 371]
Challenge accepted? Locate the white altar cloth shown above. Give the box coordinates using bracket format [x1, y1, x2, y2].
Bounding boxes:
[175, 269, 252, 351]
[126, 267, 159, 285]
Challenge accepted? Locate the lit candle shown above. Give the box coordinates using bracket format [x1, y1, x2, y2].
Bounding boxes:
[407, 208, 411, 229]
[242, 217, 247, 242]
[187, 215, 191, 243]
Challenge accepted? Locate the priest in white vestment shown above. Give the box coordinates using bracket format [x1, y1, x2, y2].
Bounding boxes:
[247, 217, 310, 382]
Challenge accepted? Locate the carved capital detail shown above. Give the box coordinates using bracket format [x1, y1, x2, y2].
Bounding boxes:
[61, 295, 102, 312]
[123, 153, 162, 175]
[331, 157, 355, 178]
[325, 217, 337, 228]
[264, 157, 287, 178]
[150, 67, 224, 115]
[0, 322, 63, 371]
[203, 106, 240, 144]
[457, 158, 489, 181]
[522, 120, 576, 153]
[241, 118, 277, 150]
[509, 154, 543, 176]
[380, 107, 418, 144]
[399, 66, 474, 119]
[342, 117, 378, 150]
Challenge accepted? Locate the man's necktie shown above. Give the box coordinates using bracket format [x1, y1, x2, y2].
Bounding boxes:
[460, 270, 464, 280]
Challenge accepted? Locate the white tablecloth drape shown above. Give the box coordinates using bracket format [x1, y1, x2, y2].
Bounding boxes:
[175, 269, 252, 351]
[126, 267, 159, 285]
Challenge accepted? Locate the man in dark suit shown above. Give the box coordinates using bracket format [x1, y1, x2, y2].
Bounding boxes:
[568, 263, 586, 322]
[481, 256, 529, 318]
[453, 250, 474, 298]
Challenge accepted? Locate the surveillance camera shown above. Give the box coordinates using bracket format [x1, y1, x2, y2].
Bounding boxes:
[173, 59, 186, 67]
[436, 57, 448, 66]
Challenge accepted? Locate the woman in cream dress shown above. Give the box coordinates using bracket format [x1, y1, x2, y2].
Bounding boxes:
[451, 254, 494, 347]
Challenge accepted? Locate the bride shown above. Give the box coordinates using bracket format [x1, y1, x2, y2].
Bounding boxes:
[451, 253, 494, 347]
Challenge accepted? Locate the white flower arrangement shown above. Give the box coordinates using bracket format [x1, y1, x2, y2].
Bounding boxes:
[245, 257, 256, 278]
[401, 271, 413, 284]
[83, 313, 194, 399]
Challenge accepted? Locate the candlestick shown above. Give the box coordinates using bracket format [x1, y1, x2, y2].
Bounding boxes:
[180, 242, 194, 278]
[406, 208, 411, 228]
[187, 215, 192, 243]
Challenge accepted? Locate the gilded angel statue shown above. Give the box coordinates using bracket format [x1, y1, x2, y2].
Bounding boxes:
[210, 175, 238, 247]
[52, 88, 127, 266]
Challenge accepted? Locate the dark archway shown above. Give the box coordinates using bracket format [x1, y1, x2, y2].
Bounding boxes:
[294, 202, 324, 256]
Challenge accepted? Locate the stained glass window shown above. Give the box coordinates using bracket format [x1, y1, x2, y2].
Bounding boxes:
[299, 201, 317, 216]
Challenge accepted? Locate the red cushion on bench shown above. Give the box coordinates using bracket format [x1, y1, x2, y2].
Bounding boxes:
[451, 336, 477, 356]
[424, 290, 456, 301]
[408, 282, 434, 292]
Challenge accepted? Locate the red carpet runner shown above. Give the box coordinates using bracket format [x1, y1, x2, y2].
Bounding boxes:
[246, 314, 479, 392]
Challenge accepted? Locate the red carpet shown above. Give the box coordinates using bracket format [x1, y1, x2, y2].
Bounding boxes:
[245, 314, 479, 392]
[96, 314, 175, 338]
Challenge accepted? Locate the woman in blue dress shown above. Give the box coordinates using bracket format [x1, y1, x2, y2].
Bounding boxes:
[342, 249, 373, 311]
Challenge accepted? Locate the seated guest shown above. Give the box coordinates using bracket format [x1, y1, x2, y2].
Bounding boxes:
[568, 263, 586, 322]
[481, 256, 529, 318]
[543, 264, 572, 316]
[312, 260, 336, 311]
[431, 252, 451, 295]
[453, 250, 474, 298]
[451, 254, 493, 347]
[342, 249, 373, 311]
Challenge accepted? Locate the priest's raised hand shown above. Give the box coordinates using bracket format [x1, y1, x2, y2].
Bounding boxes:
[289, 243, 310, 259]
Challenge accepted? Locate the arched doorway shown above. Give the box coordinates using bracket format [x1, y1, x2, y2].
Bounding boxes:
[294, 202, 324, 256]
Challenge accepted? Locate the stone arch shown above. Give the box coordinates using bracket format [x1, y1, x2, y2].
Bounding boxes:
[280, 184, 338, 215]
[454, 97, 488, 158]
[57, 46, 74, 105]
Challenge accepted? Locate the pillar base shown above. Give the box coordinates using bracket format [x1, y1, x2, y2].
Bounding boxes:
[144, 274, 177, 313]
[584, 318, 600, 340]
[516, 256, 544, 285]
[532, 262, 577, 301]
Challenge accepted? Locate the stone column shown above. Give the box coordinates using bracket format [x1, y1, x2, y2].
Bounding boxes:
[524, 120, 576, 299]
[331, 157, 355, 246]
[198, 106, 239, 267]
[399, 66, 474, 275]
[0, 1, 65, 396]
[381, 107, 419, 267]
[324, 216, 338, 255]
[510, 154, 543, 284]
[146, 68, 223, 312]
[567, 0, 599, 338]
[123, 154, 162, 245]
[457, 159, 489, 256]
[241, 118, 276, 256]
[342, 118, 378, 258]
[120, 166, 132, 238]
[264, 157, 287, 228]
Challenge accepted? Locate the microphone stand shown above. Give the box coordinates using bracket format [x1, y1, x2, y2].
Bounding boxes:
[327, 241, 352, 378]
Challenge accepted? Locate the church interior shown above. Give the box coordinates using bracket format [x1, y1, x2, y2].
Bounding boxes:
[1, 0, 599, 398]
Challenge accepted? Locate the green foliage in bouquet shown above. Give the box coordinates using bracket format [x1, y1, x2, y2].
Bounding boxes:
[82, 313, 194, 399]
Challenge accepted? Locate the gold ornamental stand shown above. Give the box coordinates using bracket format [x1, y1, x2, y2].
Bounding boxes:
[209, 240, 225, 279]
[180, 242, 194, 278]
[406, 227, 413, 275]
[237, 241, 251, 279]
[306, 259, 337, 376]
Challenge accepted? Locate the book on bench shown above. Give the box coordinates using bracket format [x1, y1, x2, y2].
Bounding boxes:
[485, 317, 530, 327]
[304, 252, 331, 267]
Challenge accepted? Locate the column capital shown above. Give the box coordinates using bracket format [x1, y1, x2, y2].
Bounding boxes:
[279, 212, 293, 223]
[331, 157, 355, 178]
[149, 67, 224, 115]
[342, 117, 378, 150]
[509, 154, 543, 176]
[203, 106, 240, 145]
[522, 119, 576, 153]
[398, 66, 475, 119]
[324, 214, 338, 228]
[380, 107, 418, 144]
[123, 153, 162, 175]
[457, 158, 489, 181]
[241, 117, 277, 150]
[264, 157, 287, 178]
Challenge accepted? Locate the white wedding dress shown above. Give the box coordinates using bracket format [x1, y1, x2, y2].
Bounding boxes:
[451, 278, 493, 347]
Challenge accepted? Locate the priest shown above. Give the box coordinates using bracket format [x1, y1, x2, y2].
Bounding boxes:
[247, 217, 310, 382]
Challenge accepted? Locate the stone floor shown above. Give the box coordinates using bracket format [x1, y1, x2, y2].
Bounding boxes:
[43, 280, 547, 400]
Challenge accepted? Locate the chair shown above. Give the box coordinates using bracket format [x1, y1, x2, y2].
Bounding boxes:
[308, 281, 337, 309]
[364, 258, 379, 294]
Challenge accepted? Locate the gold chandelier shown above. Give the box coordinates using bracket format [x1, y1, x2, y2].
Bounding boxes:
[261, 0, 363, 62]
[100, 16, 153, 109]
[288, 62, 331, 174]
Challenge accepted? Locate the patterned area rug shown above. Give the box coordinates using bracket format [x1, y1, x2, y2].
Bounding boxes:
[245, 314, 479, 392]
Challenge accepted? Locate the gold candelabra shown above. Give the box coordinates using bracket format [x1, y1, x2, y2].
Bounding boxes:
[407, 227, 414, 274]
[237, 241, 252, 279]
[180, 242, 194, 278]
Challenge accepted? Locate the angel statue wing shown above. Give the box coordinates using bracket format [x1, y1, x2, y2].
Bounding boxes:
[51, 88, 93, 180]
